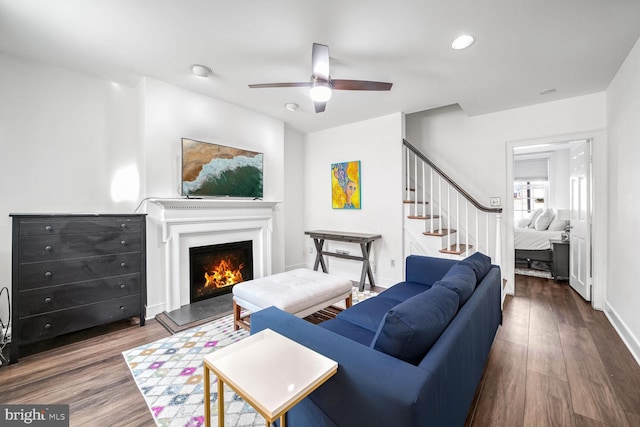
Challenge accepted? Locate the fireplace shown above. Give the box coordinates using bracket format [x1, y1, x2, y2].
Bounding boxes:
[189, 240, 254, 303]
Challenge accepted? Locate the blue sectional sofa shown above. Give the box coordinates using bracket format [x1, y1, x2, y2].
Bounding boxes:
[251, 253, 502, 427]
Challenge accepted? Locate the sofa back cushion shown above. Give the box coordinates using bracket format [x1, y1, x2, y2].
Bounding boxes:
[459, 252, 492, 284]
[371, 285, 459, 365]
[434, 262, 476, 308]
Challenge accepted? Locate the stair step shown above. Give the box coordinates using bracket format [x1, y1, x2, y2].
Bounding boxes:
[423, 228, 456, 237]
[407, 215, 440, 220]
[403, 200, 429, 204]
[439, 244, 473, 255]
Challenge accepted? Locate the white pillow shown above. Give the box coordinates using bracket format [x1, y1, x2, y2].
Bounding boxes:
[547, 219, 568, 231]
[516, 217, 531, 228]
[534, 209, 555, 230]
[527, 209, 543, 228]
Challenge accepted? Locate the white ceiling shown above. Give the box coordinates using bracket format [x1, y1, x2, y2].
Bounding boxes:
[2, 0, 640, 134]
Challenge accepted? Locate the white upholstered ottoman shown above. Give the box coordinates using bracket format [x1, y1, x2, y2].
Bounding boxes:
[232, 268, 353, 331]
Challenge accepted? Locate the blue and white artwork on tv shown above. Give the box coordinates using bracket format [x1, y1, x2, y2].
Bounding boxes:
[181, 138, 264, 198]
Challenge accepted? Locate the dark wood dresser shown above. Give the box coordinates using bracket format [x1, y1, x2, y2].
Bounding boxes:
[10, 214, 146, 364]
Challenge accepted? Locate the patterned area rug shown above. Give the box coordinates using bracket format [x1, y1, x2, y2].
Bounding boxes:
[123, 287, 378, 427]
[515, 268, 553, 279]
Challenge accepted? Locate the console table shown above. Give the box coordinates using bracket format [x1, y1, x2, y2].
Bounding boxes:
[304, 230, 381, 291]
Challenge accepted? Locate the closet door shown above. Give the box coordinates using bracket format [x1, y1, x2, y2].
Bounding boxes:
[569, 141, 591, 301]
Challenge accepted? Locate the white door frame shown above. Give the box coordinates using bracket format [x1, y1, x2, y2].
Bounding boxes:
[504, 129, 608, 310]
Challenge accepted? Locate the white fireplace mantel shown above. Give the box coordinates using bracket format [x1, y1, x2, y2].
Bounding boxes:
[145, 198, 280, 316]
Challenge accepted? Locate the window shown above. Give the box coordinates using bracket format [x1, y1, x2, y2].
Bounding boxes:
[514, 180, 548, 221]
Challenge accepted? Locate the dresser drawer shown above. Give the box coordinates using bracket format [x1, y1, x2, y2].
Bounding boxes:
[19, 217, 143, 236]
[19, 232, 142, 262]
[18, 253, 142, 290]
[19, 294, 141, 344]
[18, 274, 141, 317]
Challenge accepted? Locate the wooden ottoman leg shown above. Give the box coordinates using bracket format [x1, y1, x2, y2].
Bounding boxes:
[345, 294, 352, 309]
[233, 300, 241, 331]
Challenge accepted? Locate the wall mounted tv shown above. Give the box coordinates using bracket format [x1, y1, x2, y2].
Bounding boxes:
[181, 138, 264, 198]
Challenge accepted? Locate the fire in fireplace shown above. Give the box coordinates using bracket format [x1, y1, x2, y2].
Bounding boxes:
[189, 240, 253, 303]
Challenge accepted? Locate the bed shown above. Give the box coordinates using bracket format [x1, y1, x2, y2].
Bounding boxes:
[514, 227, 564, 263]
[514, 208, 567, 268]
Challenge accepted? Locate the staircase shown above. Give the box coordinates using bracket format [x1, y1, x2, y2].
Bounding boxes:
[403, 139, 503, 265]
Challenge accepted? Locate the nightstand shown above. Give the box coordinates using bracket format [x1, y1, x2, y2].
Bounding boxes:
[550, 239, 569, 282]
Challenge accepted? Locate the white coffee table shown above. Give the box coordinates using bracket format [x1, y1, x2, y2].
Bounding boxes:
[203, 328, 338, 427]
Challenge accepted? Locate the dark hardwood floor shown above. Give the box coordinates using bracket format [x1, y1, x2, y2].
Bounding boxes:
[1, 275, 639, 426]
[466, 274, 640, 427]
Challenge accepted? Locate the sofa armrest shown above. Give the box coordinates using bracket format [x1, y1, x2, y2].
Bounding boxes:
[251, 306, 434, 427]
[405, 255, 457, 285]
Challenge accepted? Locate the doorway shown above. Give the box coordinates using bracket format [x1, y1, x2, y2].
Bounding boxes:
[505, 130, 606, 309]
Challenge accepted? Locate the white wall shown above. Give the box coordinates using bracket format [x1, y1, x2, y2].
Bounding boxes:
[606, 37, 640, 362]
[406, 93, 607, 296]
[283, 125, 306, 271]
[549, 149, 570, 209]
[140, 78, 286, 313]
[303, 113, 405, 287]
[0, 55, 289, 325]
[0, 53, 141, 322]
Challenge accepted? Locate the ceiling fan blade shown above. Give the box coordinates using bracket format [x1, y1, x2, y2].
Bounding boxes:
[248, 82, 310, 88]
[312, 43, 330, 81]
[332, 79, 393, 91]
[314, 101, 327, 113]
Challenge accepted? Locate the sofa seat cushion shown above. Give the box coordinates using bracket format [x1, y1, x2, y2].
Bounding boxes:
[434, 262, 477, 308]
[336, 296, 399, 332]
[318, 318, 376, 346]
[378, 281, 432, 303]
[459, 252, 492, 283]
[371, 285, 459, 365]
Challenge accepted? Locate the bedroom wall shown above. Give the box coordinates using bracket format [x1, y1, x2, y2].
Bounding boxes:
[0, 52, 142, 324]
[606, 36, 640, 363]
[406, 93, 606, 295]
[303, 113, 404, 287]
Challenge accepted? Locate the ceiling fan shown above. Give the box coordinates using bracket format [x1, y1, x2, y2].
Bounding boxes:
[249, 43, 393, 113]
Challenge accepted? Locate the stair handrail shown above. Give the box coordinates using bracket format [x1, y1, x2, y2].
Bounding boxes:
[403, 139, 502, 214]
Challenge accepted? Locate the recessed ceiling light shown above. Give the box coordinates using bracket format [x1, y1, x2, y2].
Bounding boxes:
[451, 34, 475, 50]
[284, 103, 298, 112]
[190, 64, 212, 78]
[540, 88, 557, 95]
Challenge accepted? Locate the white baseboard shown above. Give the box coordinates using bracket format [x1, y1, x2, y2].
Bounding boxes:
[145, 302, 166, 320]
[604, 300, 640, 367]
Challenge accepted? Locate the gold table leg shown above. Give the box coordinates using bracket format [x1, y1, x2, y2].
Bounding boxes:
[204, 364, 211, 427]
[217, 377, 225, 427]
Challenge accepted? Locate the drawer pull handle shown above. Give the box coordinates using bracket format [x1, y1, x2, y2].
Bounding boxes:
[120, 262, 127, 268]
[44, 271, 52, 278]
[44, 323, 51, 329]
[120, 284, 126, 289]
[44, 297, 52, 303]
[120, 240, 126, 245]
[120, 306, 125, 311]
[45, 225, 52, 232]
[121, 223, 127, 229]
[45, 245, 52, 251]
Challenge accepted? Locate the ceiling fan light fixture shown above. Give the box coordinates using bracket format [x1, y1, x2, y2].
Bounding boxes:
[309, 81, 332, 102]
[190, 64, 212, 78]
[451, 34, 475, 50]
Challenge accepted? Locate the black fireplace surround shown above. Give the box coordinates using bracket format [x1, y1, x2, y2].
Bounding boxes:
[189, 240, 253, 303]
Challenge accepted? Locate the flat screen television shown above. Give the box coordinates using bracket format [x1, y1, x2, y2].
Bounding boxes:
[181, 138, 264, 198]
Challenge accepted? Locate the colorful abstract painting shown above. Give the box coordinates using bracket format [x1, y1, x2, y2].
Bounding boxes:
[331, 160, 361, 209]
